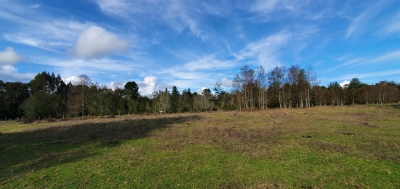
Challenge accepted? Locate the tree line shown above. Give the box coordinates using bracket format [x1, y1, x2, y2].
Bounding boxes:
[1, 65, 399, 121]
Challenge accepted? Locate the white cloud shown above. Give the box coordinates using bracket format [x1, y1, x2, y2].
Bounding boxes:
[221, 77, 232, 87]
[138, 76, 158, 96]
[0, 47, 23, 64]
[197, 87, 208, 94]
[0, 65, 35, 81]
[63, 76, 80, 85]
[72, 26, 129, 59]
[108, 81, 125, 90]
[339, 80, 350, 88]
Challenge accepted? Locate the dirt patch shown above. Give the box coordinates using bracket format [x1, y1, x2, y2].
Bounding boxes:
[342, 132, 356, 135]
[307, 141, 355, 154]
[361, 122, 378, 127]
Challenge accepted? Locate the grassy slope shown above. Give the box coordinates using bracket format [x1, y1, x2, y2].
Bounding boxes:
[1, 105, 399, 188]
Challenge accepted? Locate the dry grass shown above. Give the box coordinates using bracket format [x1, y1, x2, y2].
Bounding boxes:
[149, 105, 400, 164]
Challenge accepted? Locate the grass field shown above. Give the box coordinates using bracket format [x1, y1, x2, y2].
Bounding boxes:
[1, 105, 400, 188]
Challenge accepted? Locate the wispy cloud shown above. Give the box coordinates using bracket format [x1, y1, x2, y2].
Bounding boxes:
[94, 0, 220, 41]
[237, 31, 291, 69]
[2, 20, 92, 52]
[326, 49, 400, 74]
[0, 2, 93, 51]
[322, 58, 364, 74]
[365, 50, 400, 64]
[248, 0, 329, 22]
[94, 0, 132, 17]
[27, 57, 138, 85]
[183, 54, 236, 71]
[251, 0, 279, 13]
[383, 12, 400, 35]
[30, 4, 41, 9]
[40, 58, 135, 73]
[159, 62, 232, 91]
[345, 0, 390, 38]
[2, 0, 399, 90]
[338, 69, 400, 81]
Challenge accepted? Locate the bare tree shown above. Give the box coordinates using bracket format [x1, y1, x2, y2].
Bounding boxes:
[233, 65, 256, 110]
[268, 66, 286, 108]
[256, 66, 268, 109]
[157, 88, 170, 113]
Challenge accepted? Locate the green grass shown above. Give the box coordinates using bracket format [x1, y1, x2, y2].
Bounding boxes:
[1, 105, 400, 188]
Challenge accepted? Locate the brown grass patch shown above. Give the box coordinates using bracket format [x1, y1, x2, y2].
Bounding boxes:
[307, 141, 356, 154]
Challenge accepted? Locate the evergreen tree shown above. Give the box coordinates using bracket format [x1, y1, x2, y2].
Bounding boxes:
[170, 86, 180, 113]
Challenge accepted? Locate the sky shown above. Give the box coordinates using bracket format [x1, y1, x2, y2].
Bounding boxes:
[0, 0, 399, 96]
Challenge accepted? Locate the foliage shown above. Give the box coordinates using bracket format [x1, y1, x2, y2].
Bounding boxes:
[124, 81, 139, 100]
[0, 81, 30, 119]
[1, 66, 400, 120]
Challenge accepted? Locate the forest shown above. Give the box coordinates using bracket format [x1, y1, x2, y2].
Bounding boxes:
[1, 65, 399, 121]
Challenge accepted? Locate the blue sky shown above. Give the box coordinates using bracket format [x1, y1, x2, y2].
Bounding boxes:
[0, 0, 399, 95]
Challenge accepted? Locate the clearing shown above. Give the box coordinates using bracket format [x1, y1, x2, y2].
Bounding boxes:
[1, 105, 400, 188]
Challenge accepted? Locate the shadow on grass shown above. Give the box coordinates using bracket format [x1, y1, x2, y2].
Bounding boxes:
[390, 104, 400, 110]
[0, 115, 201, 183]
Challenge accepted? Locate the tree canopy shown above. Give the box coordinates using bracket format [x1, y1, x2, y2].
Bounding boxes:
[1, 66, 399, 121]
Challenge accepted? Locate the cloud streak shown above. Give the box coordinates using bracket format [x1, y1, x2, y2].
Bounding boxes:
[94, 0, 217, 40]
[338, 69, 400, 81]
[345, 0, 390, 38]
[0, 1, 93, 51]
[383, 12, 400, 35]
[366, 50, 400, 64]
[237, 31, 291, 69]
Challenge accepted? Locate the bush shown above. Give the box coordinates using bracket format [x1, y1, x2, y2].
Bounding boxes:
[21, 117, 33, 124]
[47, 118, 56, 122]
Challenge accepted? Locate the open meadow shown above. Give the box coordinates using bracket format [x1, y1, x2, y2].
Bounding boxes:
[1, 105, 400, 188]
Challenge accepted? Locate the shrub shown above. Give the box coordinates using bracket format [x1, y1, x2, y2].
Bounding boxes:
[21, 117, 32, 124]
[47, 118, 56, 122]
